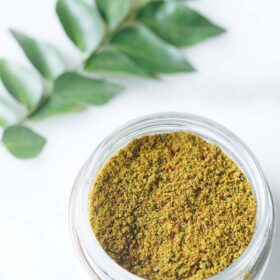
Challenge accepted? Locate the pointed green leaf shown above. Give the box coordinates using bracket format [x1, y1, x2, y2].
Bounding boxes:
[85, 47, 155, 76]
[10, 29, 65, 80]
[51, 72, 123, 105]
[29, 96, 85, 120]
[111, 25, 194, 73]
[96, 0, 131, 30]
[2, 125, 46, 159]
[138, 1, 225, 47]
[30, 72, 123, 120]
[0, 59, 43, 110]
[56, 0, 104, 52]
[0, 96, 19, 127]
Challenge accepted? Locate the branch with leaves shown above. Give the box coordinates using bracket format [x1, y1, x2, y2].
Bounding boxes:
[0, 0, 225, 159]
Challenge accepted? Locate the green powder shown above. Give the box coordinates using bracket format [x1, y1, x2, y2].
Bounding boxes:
[89, 132, 256, 280]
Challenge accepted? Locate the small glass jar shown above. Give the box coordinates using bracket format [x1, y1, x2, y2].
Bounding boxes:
[69, 112, 275, 280]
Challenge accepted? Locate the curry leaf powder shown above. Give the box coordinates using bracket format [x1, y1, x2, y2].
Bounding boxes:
[89, 132, 257, 280]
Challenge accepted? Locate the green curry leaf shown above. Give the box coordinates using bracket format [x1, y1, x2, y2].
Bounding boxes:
[10, 29, 65, 80]
[52, 72, 123, 105]
[111, 25, 195, 73]
[85, 47, 155, 77]
[138, 1, 225, 47]
[0, 59, 43, 110]
[30, 71, 122, 120]
[2, 125, 46, 159]
[96, 0, 131, 30]
[30, 96, 85, 120]
[56, 0, 104, 53]
[0, 96, 19, 127]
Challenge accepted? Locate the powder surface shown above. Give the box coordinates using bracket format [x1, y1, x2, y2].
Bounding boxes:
[89, 132, 256, 280]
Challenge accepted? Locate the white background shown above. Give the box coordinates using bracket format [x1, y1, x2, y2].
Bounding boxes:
[0, 0, 279, 279]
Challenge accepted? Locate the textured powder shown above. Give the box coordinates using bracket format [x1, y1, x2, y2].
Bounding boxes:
[89, 132, 257, 280]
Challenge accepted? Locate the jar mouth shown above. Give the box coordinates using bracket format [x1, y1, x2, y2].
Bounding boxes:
[70, 112, 275, 280]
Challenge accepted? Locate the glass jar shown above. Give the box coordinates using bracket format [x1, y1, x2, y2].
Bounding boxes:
[69, 112, 275, 280]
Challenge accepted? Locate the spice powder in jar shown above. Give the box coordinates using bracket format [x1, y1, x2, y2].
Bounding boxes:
[89, 132, 257, 280]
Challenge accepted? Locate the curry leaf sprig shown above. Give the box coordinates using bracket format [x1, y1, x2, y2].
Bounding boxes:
[0, 0, 225, 159]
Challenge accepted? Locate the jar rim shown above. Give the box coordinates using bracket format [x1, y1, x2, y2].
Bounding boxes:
[70, 112, 274, 280]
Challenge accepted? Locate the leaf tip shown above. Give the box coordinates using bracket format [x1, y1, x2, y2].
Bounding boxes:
[9, 28, 20, 39]
[182, 60, 196, 73]
[9, 28, 26, 45]
[215, 25, 227, 36]
[55, 0, 62, 12]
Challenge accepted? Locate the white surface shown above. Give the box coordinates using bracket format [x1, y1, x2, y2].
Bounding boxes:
[0, 0, 279, 279]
